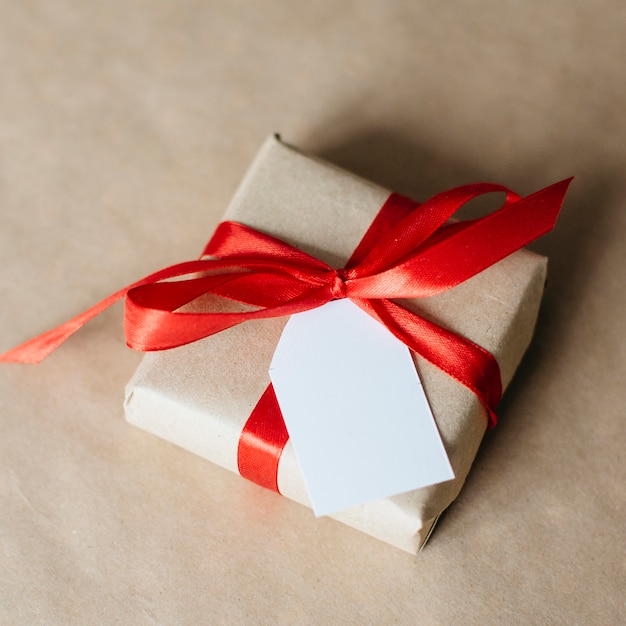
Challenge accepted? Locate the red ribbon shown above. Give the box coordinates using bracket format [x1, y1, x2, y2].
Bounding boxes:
[0, 179, 572, 494]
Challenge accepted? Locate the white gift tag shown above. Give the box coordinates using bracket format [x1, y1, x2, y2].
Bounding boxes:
[269, 299, 454, 517]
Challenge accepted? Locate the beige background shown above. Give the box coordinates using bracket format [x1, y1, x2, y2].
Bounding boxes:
[0, 2, 624, 624]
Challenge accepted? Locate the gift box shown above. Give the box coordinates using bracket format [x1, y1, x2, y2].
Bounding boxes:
[123, 135, 552, 554]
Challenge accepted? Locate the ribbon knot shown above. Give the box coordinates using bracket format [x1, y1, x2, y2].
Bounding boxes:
[329, 269, 349, 299]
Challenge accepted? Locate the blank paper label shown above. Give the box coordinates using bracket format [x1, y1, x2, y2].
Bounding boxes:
[269, 299, 454, 517]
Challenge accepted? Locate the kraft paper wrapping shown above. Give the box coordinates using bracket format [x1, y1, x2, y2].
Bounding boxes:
[124, 135, 547, 553]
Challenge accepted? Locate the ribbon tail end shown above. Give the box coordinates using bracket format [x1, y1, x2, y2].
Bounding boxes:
[542, 177, 574, 215]
[0, 327, 72, 363]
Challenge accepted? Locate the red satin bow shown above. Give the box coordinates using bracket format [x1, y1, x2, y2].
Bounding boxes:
[0, 179, 571, 491]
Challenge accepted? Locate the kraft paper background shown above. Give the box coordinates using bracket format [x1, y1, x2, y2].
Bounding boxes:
[1, 2, 624, 623]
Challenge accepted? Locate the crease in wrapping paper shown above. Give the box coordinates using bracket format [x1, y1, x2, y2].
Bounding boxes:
[124, 135, 548, 554]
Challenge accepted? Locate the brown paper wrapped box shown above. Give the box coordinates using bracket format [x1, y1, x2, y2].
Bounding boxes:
[124, 135, 547, 554]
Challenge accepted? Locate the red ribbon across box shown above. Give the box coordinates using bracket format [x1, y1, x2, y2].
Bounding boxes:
[0, 179, 572, 494]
